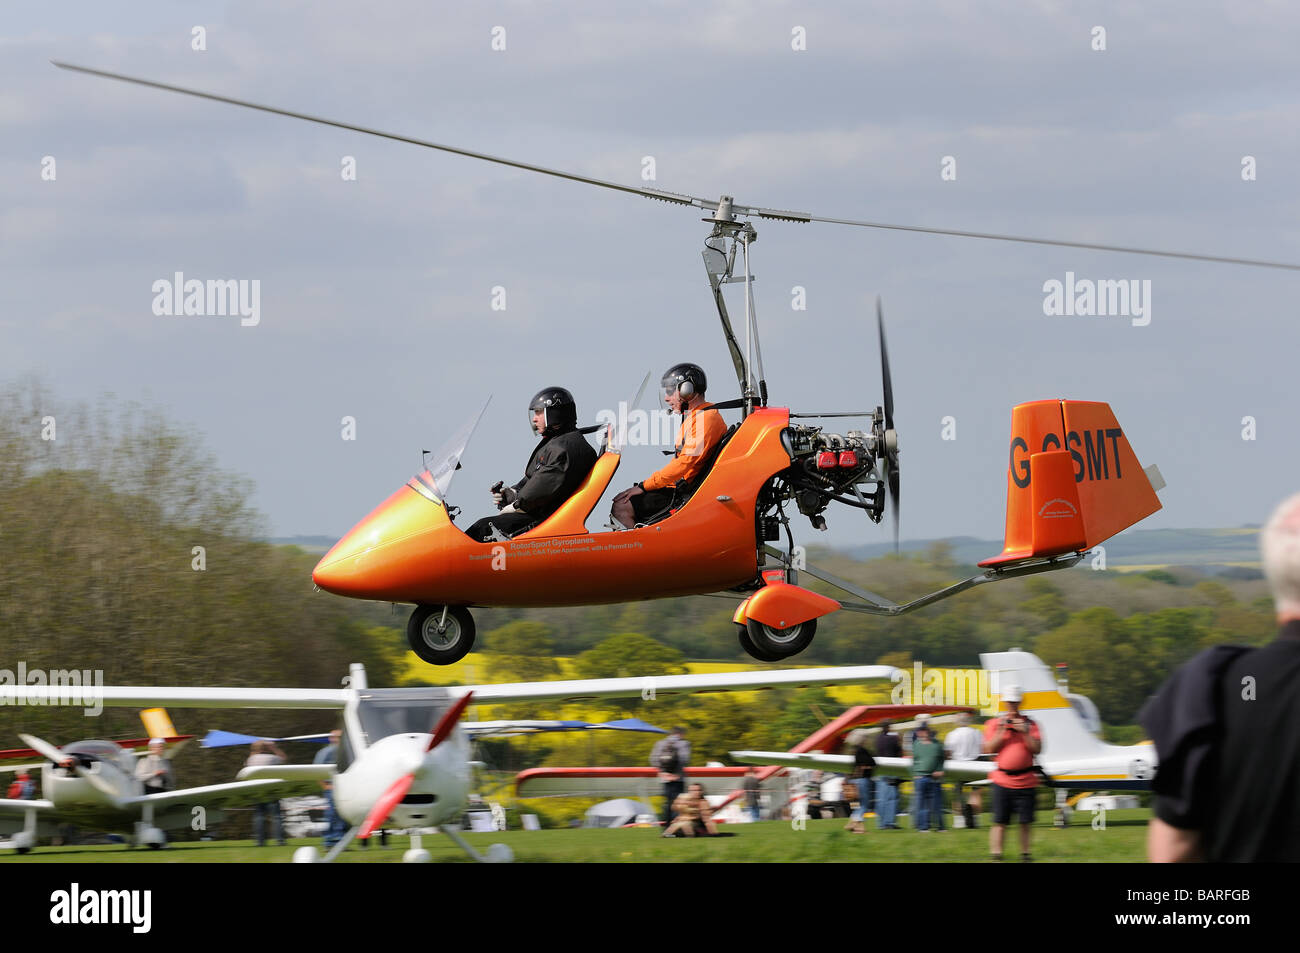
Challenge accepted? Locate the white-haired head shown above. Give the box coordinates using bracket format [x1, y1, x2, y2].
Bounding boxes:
[1262, 492, 1300, 620]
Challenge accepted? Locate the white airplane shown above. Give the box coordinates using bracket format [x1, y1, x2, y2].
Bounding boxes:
[731, 650, 1158, 792]
[0, 721, 299, 853]
[14, 661, 899, 862]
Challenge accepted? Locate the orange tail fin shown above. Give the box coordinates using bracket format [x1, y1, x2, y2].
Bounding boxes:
[980, 400, 1161, 568]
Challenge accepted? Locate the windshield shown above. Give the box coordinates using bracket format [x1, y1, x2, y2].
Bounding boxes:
[356, 691, 455, 746]
[407, 397, 491, 504]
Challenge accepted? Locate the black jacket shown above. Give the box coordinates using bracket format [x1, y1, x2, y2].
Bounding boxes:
[511, 428, 598, 520]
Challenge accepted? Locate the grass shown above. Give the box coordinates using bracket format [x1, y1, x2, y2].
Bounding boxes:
[0, 810, 1151, 863]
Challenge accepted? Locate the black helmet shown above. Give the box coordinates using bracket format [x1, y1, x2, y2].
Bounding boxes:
[661, 363, 707, 404]
[528, 387, 577, 436]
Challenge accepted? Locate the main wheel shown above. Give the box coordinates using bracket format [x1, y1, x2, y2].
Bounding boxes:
[737, 624, 783, 662]
[407, 605, 476, 665]
[745, 616, 817, 660]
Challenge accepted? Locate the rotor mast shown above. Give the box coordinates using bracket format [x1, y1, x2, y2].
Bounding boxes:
[701, 197, 768, 417]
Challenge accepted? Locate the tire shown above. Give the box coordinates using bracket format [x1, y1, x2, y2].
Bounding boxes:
[737, 624, 783, 662]
[407, 605, 476, 665]
[745, 616, 817, 660]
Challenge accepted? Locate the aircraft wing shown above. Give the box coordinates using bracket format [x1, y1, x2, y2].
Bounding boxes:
[6, 666, 895, 710]
[5, 686, 349, 709]
[729, 750, 994, 785]
[0, 799, 56, 817]
[454, 665, 899, 705]
[236, 764, 335, 783]
[122, 779, 318, 810]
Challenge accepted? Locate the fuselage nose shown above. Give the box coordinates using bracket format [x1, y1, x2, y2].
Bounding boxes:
[312, 482, 451, 599]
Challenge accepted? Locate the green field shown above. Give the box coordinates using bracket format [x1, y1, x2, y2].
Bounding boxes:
[0, 811, 1151, 863]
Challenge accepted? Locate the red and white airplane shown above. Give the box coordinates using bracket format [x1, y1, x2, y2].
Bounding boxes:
[15, 662, 899, 862]
[730, 650, 1158, 792]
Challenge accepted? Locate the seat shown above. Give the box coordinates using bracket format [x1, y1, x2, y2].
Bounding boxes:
[515, 452, 621, 538]
[635, 423, 739, 526]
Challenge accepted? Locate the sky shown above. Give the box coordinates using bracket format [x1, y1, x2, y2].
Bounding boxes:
[3, 1, 1298, 551]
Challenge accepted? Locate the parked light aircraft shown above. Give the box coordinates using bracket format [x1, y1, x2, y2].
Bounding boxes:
[0, 712, 299, 853]
[14, 662, 898, 862]
[730, 650, 1157, 791]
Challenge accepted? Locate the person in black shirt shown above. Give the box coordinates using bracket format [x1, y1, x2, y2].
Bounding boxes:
[874, 721, 903, 830]
[1140, 491, 1300, 862]
[466, 387, 597, 542]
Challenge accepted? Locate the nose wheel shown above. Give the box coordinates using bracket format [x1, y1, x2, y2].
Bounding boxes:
[738, 618, 817, 661]
[407, 605, 476, 665]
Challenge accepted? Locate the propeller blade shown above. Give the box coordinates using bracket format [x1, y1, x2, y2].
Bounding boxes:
[426, 691, 474, 752]
[19, 733, 68, 765]
[75, 765, 123, 802]
[358, 773, 415, 840]
[51, 62, 1300, 272]
[876, 297, 894, 434]
[889, 465, 900, 553]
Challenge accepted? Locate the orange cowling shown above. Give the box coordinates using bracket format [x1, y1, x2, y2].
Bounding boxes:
[736, 579, 841, 629]
[981, 400, 1161, 568]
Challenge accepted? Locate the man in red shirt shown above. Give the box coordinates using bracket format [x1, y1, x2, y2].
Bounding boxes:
[983, 685, 1042, 862]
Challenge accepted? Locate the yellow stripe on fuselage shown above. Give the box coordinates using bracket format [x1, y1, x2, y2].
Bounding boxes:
[994, 690, 1071, 712]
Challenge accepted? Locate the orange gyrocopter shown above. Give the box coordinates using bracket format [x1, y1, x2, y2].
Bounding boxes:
[54, 63, 1300, 666]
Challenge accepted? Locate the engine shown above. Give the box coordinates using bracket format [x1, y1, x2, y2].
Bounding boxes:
[768, 421, 887, 532]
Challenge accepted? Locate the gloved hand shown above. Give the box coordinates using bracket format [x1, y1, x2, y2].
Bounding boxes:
[492, 486, 518, 509]
[498, 502, 520, 516]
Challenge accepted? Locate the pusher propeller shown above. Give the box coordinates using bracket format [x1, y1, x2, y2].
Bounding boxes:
[876, 297, 900, 551]
[50, 61, 1300, 272]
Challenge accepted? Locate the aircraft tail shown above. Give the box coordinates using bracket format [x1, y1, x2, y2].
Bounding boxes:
[980, 650, 1106, 762]
[140, 708, 178, 740]
[980, 400, 1162, 568]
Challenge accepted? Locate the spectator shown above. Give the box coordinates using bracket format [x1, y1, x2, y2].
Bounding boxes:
[7, 771, 36, 799]
[844, 729, 875, 834]
[662, 783, 718, 837]
[1141, 491, 1300, 862]
[983, 686, 1042, 861]
[650, 727, 690, 826]
[741, 768, 762, 822]
[945, 712, 984, 828]
[874, 721, 902, 830]
[133, 738, 173, 794]
[911, 725, 946, 832]
[314, 729, 347, 849]
[244, 740, 287, 847]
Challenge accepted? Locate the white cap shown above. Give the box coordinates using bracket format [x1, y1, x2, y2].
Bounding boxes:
[149, 737, 165, 746]
[1002, 685, 1023, 703]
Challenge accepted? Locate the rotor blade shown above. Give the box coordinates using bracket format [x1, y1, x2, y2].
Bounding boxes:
[809, 212, 1300, 271]
[358, 773, 415, 839]
[50, 61, 708, 211]
[876, 297, 893, 434]
[18, 733, 68, 765]
[426, 690, 474, 752]
[51, 61, 1300, 271]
